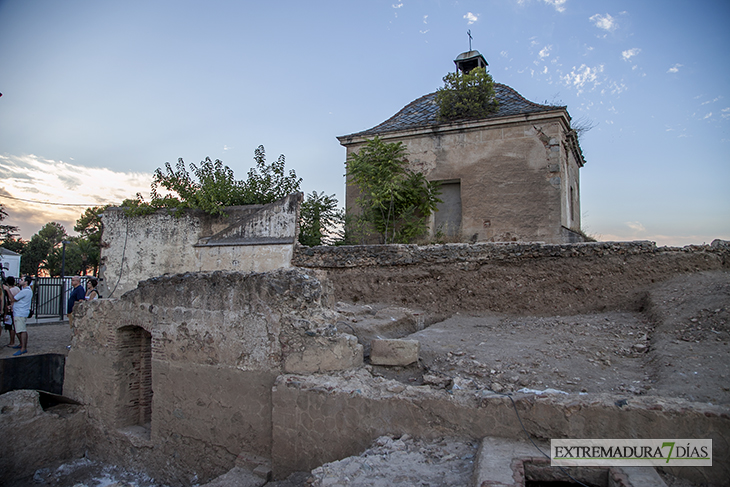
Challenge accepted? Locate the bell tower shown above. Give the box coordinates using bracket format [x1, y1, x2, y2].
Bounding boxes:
[454, 30, 488, 74]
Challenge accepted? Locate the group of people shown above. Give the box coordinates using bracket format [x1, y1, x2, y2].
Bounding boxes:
[67, 276, 100, 328]
[1, 275, 100, 356]
[1, 275, 33, 356]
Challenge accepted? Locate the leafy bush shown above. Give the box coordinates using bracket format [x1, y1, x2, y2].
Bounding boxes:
[123, 146, 302, 217]
[346, 137, 440, 244]
[436, 67, 498, 121]
[298, 191, 343, 246]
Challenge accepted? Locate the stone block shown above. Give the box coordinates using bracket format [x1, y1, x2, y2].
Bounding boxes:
[370, 339, 419, 366]
[283, 334, 363, 374]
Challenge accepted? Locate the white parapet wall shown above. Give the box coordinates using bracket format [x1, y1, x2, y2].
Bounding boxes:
[99, 193, 302, 298]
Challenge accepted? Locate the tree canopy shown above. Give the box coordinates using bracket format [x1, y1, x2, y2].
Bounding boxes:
[0, 203, 20, 242]
[346, 137, 440, 244]
[127, 146, 303, 216]
[299, 191, 343, 247]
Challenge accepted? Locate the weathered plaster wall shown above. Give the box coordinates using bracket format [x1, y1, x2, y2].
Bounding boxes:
[294, 241, 730, 315]
[99, 193, 301, 298]
[0, 390, 89, 483]
[342, 113, 583, 244]
[63, 268, 362, 484]
[271, 372, 730, 485]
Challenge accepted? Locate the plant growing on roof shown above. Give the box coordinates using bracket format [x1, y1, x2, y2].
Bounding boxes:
[436, 67, 498, 121]
[346, 137, 440, 244]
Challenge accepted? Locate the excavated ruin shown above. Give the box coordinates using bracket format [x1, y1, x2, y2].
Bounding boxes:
[1, 240, 729, 487]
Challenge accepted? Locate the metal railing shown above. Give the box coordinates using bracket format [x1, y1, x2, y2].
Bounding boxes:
[32, 276, 92, 320]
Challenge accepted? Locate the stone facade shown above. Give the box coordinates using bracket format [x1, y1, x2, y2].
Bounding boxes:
[339, 84, 585, 244]
[99, 193, 302, 297]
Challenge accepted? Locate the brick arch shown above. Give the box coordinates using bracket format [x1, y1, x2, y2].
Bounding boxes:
[115, 325, 152, 431]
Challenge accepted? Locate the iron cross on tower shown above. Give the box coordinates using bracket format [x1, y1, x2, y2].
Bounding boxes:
[467, 30, 473, 51]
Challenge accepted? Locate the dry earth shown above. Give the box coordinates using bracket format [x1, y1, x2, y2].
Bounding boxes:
[0, 320, 71, 358]
[4, 270, 728, 486]
[340, 270, 730, 406]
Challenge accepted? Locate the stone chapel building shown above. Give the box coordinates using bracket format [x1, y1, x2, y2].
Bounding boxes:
[338, 50, 587, 244]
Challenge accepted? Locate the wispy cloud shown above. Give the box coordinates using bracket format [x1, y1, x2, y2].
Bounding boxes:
[626, 221, 645, 232]
[392, 3, 403, 8]
[621, 48, 641, 61]
[703, 112, 713, 120]
[561, 64, 604, 94]
[722, 108, 730, 119]
[0, 154, 152, 238]
[590, 13, 617, 32]
[667, 63, 682, 73]
[539, 45, 552, 59]
[423, 15, 428, 24]
[464, 12, 478, 24]
[542, 0, 567, 12]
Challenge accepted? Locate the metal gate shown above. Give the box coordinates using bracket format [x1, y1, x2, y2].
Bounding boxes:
[32, 276, 91, 320]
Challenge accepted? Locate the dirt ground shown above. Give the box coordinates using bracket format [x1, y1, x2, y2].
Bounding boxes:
[340, 270, 730, 406]
[0, 319, 71, 359]
[3, 270, 728, 486]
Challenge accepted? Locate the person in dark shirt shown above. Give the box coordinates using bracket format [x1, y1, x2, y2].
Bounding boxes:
[67, 276, 86, 329]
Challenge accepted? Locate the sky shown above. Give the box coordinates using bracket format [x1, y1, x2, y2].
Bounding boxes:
[1, 0, 728, 246]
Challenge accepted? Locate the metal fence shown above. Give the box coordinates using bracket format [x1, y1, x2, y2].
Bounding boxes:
[32, 276, 92, 320]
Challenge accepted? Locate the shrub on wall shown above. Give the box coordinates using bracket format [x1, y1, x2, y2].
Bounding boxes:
[436, 67, 498, 121]
[122, 146, 302, 217]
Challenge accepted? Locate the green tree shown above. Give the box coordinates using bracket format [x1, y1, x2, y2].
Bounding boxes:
[1, 237, 25, 254]
[21, 222, 68, 276]
[298, 191, 343, 247]
[135, 146, 303, 217]
[436, 67, 498, 121]
[346, 137, 441, 244]
[21, 235, 50, 276]
[75, 238, 98, 275]
[74, 206, 107, 275]
[0, 203, 20, 242]
[44, 239, 83, 277]
[242, 146, 303, 205]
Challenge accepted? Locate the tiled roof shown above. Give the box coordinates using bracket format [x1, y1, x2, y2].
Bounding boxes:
[341, 83, 564, 139]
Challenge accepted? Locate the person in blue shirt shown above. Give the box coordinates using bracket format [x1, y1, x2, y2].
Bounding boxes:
[67, 276, 86, 329]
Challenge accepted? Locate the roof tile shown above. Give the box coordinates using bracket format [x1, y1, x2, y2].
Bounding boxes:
[342, 83, 563, 138]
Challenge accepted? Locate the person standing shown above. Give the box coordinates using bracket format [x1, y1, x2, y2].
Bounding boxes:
[85, 278, 100, 300]
[2, 276, 20, 347]
[12, 276, 32, 356]
[67, 276, 86, 328]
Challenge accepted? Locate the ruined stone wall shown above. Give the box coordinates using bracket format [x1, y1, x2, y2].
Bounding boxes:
[342, 113, 582, 244]
[63, 269, 362, 484]
[0, 390, 89, 483]
[294, 240, 730, 315]
[99, 193, 301, 298]
[271, 373, 730, 485]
